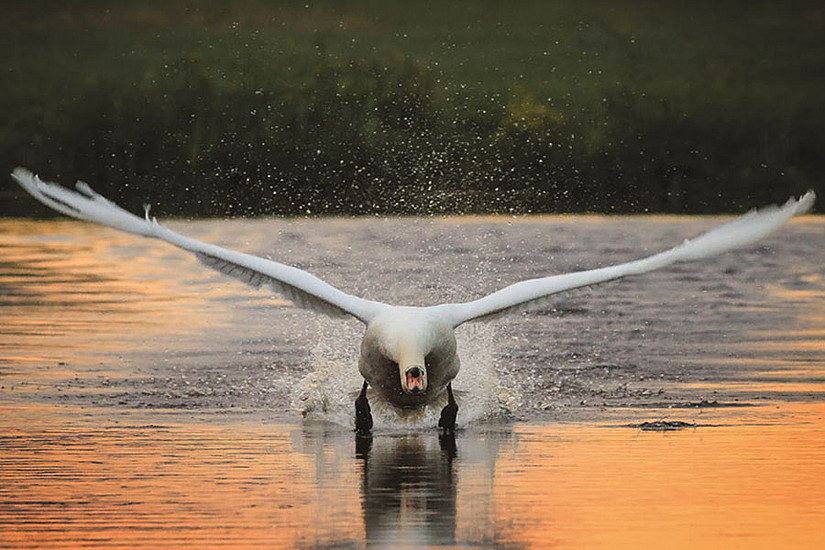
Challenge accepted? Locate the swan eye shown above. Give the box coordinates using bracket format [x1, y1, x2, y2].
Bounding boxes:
[424, 353, 434, 370]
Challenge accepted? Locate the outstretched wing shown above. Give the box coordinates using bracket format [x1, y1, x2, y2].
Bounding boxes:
[12, 167, 389, 324]
[430, 191, 816, 327]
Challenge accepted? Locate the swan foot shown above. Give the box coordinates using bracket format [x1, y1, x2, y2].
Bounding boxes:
[355, 380, 373, 436]
[438, 383, 459, 433]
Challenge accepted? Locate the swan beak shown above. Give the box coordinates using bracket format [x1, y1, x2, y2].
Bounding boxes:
[403, 366, 427, 394]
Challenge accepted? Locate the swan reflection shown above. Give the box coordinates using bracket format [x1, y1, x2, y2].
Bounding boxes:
[295, 426, 509, 547]
[357, 432, 458, 546]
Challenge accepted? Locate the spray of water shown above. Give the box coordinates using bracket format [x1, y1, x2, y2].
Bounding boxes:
[291, 319, 518, 432]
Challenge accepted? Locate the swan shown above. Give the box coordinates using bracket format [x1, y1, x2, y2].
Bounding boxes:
[11, 167, 815, 433]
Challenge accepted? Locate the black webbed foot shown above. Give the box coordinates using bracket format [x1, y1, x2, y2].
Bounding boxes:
[355, 380, 373, 436]
[438, 383, 459, 433]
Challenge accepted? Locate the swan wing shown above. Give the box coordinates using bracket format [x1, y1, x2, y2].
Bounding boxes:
[12, 167, 388, 323]
[430, 191, 815, 327]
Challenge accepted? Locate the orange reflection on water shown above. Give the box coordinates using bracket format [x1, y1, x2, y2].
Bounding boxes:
[0, 406, 365, 549]
[1, 404, 824, 549]
[0, 220, 229, 369]
[491, 408, 825, 549]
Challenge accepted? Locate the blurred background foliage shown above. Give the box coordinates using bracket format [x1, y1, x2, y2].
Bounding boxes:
[1, 0, 823, 216]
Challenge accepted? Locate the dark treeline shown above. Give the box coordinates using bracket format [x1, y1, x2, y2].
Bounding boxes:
[1, 1, 823, 216]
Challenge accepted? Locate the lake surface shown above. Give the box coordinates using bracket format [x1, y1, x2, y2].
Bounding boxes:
[1, 216, 824, 548]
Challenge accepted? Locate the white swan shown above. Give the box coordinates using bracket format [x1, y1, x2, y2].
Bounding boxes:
[11, 167, 815, 432]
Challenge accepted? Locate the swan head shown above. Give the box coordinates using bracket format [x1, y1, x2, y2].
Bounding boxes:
[361, 308, 457, 401]
[401, 364, 427, 394]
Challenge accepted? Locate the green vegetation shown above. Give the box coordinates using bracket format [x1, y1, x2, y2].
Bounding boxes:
[1, 0, 823, 215]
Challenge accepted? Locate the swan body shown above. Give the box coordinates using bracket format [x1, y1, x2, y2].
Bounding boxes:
[360, 307, 459, 408]
[11, 167, 816, 425]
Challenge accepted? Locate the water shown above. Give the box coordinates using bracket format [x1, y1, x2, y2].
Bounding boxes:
[1, 216, 824, 548]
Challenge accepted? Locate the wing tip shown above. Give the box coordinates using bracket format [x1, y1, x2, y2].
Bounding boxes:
[11, 166, 35, 186]
[795, 190, 816, 215]
[11, 167, 51, 200]
[75, 180, 95, 198]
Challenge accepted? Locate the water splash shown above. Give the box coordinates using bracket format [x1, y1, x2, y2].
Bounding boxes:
[453, 322, 521, 423]
[291, 319, 516, 432]
[290, 319, 363, 428]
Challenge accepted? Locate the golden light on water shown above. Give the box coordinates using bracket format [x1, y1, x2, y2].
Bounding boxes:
[2, 217, 824, 548]
[0, 408, 360, 549]
[1, 404, 824, 548]
[492, 414, 825, 549]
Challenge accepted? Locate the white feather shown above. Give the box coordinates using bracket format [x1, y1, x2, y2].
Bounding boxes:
[428, 190, 815, 326]
[11, 167, 388, 324]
